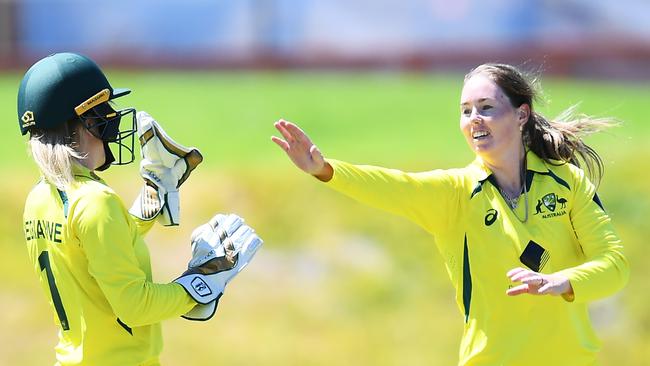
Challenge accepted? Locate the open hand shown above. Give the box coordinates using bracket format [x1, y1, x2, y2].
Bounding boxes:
[271, 119, 333, 181]
[506, 267, 573, 297]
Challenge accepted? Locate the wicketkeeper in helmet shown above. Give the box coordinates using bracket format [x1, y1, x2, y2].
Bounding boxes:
[18, 52, 262, 365]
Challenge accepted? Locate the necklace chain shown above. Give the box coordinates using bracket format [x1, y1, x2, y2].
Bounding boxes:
[497, 159, 529, 223]
[499, 186, 523, 209]
[500, 185, 529, 223]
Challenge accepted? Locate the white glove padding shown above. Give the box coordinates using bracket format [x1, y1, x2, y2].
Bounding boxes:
[183, 296, 219, 321]
[175, 213, 263, 321]
[129, 111, 203, 226]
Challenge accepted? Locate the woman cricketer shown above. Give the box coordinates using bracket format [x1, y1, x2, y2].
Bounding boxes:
[18, 53, 261, 365]
[272, 63, 629, 365]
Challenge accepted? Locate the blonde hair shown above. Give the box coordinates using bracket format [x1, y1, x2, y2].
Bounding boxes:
[465, 63, 618, 185]
[28, 120, 85, 190]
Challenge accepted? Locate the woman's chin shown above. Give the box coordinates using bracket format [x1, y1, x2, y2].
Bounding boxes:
[472, 140, 494, 154]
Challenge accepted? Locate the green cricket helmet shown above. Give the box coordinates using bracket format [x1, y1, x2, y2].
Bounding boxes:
[17, 52, 137, 170]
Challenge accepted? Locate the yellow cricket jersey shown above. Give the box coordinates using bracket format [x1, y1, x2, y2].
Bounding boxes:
[23, 163, 196, 366]
[325, 151, 629, 366]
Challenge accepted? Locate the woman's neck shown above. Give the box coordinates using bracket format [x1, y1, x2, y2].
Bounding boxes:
[483, 149, 526, 196]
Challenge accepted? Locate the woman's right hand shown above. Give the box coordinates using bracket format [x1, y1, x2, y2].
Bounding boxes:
[271, 119, 333, 181]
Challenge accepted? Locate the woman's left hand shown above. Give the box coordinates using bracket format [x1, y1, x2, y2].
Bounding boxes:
[506, 267, 574, 297]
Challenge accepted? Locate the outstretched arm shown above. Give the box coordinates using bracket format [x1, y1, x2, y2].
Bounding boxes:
[271, 119, 459, 235]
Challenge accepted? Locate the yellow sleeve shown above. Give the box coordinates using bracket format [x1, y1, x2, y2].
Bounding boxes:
[132, 216, 156, 237]
[71, 190, 195, 326]
[325, 159, 459, 235]
[559, 169, 629, 303]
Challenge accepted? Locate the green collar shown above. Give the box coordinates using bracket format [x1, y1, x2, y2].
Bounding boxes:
[72, 162, 102, 182]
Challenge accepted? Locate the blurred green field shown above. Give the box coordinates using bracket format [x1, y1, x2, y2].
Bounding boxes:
[0, 71, 648, 365]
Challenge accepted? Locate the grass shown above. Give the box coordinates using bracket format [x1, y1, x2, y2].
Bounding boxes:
[0, 70, 648, 365]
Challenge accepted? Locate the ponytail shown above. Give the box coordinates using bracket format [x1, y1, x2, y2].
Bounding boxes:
[524, 106, 617, 185]
[28, 119, 85, 190]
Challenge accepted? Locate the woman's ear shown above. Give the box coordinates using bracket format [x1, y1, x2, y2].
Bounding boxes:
[517, 104, 530, 128]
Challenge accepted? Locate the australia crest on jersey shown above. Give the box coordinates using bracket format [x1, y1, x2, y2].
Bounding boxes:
[535, 192, 568, 218]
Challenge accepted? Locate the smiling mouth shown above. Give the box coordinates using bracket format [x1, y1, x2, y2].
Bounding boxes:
[472, 130, 490, 140]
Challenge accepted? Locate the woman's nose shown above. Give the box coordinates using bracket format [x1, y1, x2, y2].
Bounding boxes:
[470, 109, 482, 124]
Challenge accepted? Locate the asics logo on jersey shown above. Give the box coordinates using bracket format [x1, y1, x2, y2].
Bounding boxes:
[534, 193, 568, 219]
[191, 277, 213, 297]
[484, 209, 498, 226]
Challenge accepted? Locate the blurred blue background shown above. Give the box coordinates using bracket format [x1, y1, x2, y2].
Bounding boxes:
[1, 0, 649, 77]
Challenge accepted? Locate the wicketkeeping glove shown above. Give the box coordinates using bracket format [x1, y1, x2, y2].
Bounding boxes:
[129, 111, 203, 226]
[175, 213, 263, 321]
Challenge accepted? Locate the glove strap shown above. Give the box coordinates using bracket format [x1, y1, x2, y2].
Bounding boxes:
[159, 190, 179, 226]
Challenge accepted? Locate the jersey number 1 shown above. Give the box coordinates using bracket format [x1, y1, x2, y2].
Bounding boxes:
[38, 251, 70, 331]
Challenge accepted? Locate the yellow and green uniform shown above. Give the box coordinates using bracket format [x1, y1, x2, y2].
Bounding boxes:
[325, 151, 628, 366]
[23, 164, 196, 366]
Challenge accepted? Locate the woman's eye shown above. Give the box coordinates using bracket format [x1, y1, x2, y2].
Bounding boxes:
[462, 109, 471, 115]
[482, 105, 493, 110]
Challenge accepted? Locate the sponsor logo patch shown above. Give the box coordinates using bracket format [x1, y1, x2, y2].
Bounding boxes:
[520, 240, 550, 272]
[191, 277, 213, 297]
[21, 111, 35, 128]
